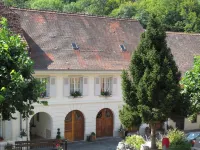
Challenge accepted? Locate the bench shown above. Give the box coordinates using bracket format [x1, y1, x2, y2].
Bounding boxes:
[14, 139, 67, 150]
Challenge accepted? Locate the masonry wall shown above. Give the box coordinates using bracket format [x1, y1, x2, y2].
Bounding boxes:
[32, 112, 52, 138]
[184, 115, 200, 131]
[7, 71, 123, 141]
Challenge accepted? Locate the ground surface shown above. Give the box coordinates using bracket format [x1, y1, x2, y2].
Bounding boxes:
[67, 137, 122, 150]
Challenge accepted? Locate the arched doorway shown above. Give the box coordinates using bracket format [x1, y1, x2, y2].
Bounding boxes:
[96, 108, 113, 138]
[29, 112, 52, 140]
[64, 110, 84, 141]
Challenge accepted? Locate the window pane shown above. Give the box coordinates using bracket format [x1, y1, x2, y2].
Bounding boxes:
[74, 78, 81, 92]
[101, 78, 105, 92]
[39, 78, 47, 97]
[100, 77, 112, 93]
[70, 78, 74, 93]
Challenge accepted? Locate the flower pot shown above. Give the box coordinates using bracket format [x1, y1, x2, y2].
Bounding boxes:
[91, 135, 96, 141]
[118, 132, 124, 138]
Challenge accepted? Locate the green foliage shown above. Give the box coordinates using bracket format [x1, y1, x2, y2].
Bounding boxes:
[135, 0, 200, 32]
[3, 0, 200, 33]
[70, 91, 82, 98]
[2, 0, 29, 8]
[125, 135, 145, 150]
[167, 129, 192, 150]
[119, 105, 141, 128]
[0, 18, 44, 120]
[110, 2, 136, 18]
[28, 0, 63, 11]
[91, 132, 95, 136]
[101, 90, 111, 96]
[180, 56, 200, 120]
[120, 15, 189, 148]
[56, 128, 61, 139]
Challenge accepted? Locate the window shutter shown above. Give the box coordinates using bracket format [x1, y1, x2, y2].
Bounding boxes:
[80, 77, 83, 95]
[46, 78, 50, 97]
[112, 77, 118, 96]
[83, 77, 88, 96]
[63, 78, 70, 97]
[50, 77, 56, 97]
[95, 77, 100, 96]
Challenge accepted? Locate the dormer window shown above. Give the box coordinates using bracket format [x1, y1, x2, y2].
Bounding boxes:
[120, 44, 126, 51]
[72, 43, 79, 50]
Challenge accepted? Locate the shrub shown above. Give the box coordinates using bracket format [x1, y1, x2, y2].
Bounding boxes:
[101, 90, 111, 96]
[91, 132, 95, 136]
[125, 135, 145, 150]
[56, 128, 61, 139]
[70, 91, 82, 98]
[167, 129, 191, 150]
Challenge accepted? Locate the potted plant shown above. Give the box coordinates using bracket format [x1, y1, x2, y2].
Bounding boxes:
[101, 90, 111, 96]
[118, 125, 124, 138]
[5, 143, 13, 150]
[56, 128, 61, 139]
[70, 91, 82, 98]
[90, 132, 96, 141]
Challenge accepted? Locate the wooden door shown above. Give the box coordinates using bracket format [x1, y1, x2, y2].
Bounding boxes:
[96, 108, 113, 137]
[64, 112, 72, 141]
[74, 111, 84, 141]
[65, 110, 84, 141]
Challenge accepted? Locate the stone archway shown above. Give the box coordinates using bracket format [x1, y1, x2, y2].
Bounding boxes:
[29, 112, 52, 140]
[96, 108, 113, 138]
[64, 110, 84, 141]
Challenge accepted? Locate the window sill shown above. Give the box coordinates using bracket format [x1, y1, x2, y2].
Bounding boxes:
[99, 95, 112, 97]
[68, 96, 83, 99]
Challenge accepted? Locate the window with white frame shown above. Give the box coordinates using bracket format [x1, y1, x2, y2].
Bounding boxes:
[70, 77, 83, 95]
[37, 77, 49, 98]
[101, 77, 112, 95]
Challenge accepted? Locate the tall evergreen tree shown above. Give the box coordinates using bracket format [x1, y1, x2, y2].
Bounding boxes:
[119, 15, 189, 149]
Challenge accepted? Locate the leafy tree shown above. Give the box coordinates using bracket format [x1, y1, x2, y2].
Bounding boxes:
[85, 0, 119, 16]
[28, 0, 63, 11]
[135, 0, 200, 33]
[0, 18, 44, 120]
[110, 2, 136, 18]
[2, 0, 29, 8]
[180, 56, 200, 121]
[63, 0, 91, 13]
[119, 16, 189, 149]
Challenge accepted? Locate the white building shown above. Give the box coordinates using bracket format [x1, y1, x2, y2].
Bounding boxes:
[1, 4, 200, 142]
[0, 6, 143, 142]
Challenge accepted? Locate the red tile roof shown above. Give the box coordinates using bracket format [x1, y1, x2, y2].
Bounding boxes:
[166, 32, 200, 74]
[11, 9, 200, 73]
[12, 8, 143, 71]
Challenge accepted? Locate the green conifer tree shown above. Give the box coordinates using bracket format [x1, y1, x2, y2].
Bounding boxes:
[120, 15, 189, 149]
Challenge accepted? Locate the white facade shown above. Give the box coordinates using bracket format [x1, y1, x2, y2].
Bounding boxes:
[169, 116, 200, 131]
[2, 70, 124, 141]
